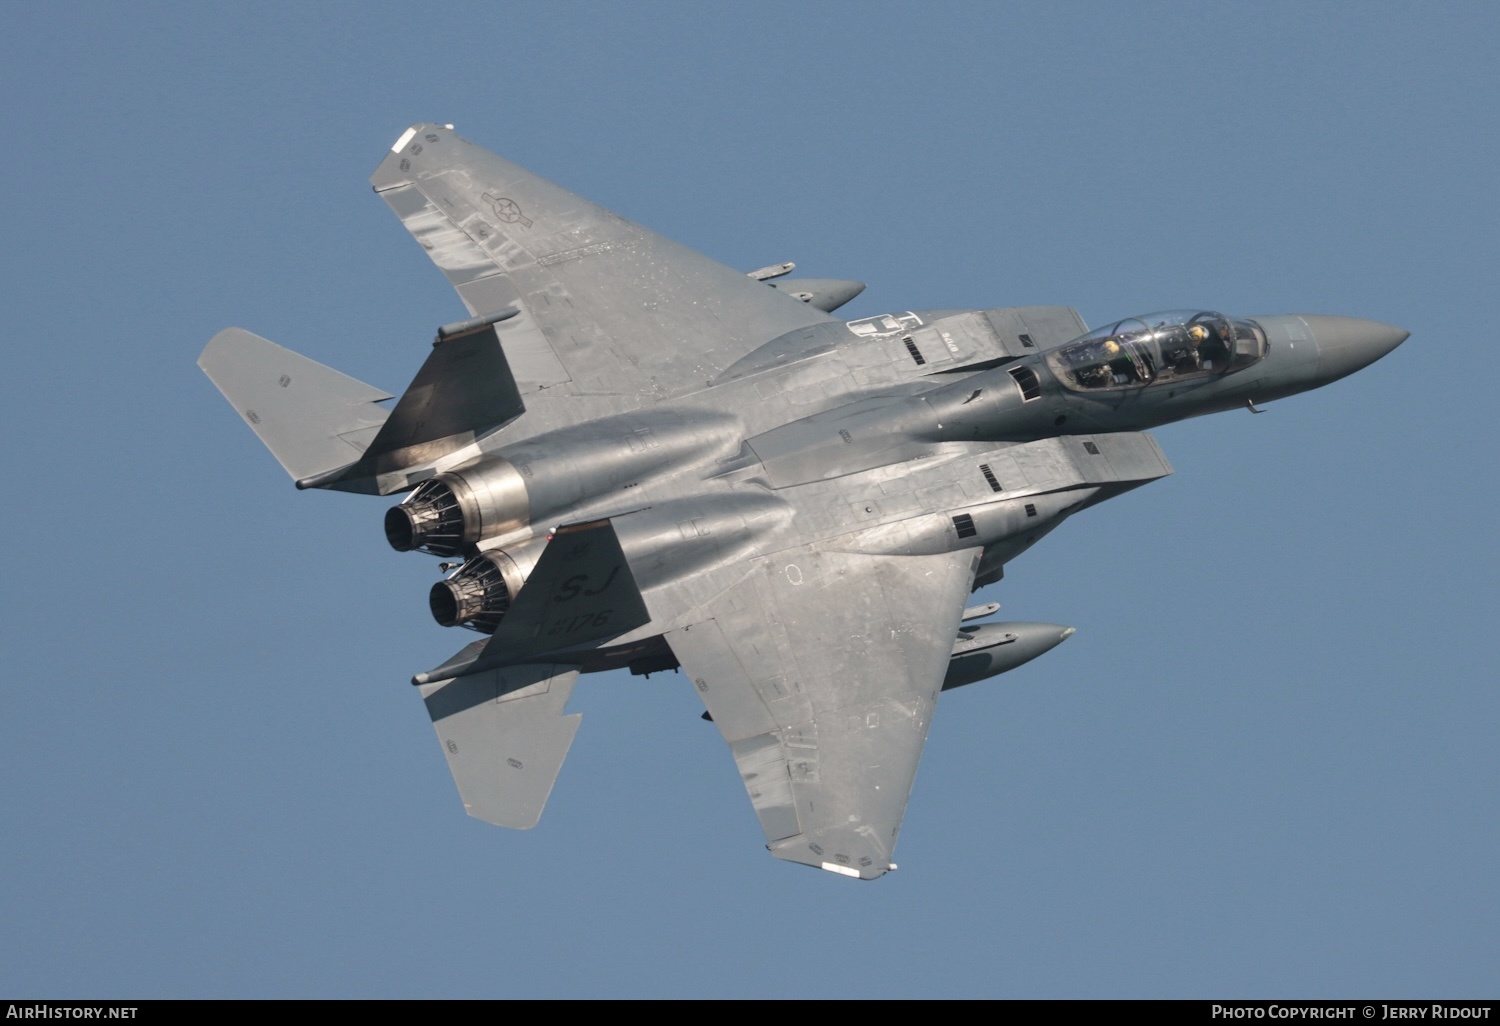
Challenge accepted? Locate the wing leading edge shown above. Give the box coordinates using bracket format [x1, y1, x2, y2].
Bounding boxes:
[666, 546, 981, 880]
[371, 124, 836, 401]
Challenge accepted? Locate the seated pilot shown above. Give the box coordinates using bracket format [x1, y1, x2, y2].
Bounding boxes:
[1079, 361, 1114, 388]
[1080, 339, 1122, 387]
[1166, 326, 1206, 374]
[1193, 321, 1230, 367]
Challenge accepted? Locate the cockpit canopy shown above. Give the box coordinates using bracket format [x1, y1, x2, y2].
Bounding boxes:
[1046, 310, 1265, 392]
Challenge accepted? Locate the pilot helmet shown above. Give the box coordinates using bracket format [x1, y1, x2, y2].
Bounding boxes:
[1102, 338, 1121, 354]
[1187, 324, 1209, 343]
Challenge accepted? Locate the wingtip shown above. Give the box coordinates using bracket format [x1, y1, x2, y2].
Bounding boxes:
[819, 861, 898, 880]
[390, 127, 419, 153]
[374, 124, 463, 191]
[198, 326, 246, 368]
[772, 829, 897, 881]
[390, 122, 459, 153]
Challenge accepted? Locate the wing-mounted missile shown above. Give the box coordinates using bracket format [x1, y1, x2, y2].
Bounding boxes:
[942, 621, 1075, 691]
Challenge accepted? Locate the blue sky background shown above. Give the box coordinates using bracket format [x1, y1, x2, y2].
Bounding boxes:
[3, 1, 1496, 998]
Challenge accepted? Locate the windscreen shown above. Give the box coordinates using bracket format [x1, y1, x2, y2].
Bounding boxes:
[1047, 310, 1262, 391]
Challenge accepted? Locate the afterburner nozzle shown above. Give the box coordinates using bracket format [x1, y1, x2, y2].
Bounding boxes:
[386, 478, 466, 555]
[429, 554, 513, 633]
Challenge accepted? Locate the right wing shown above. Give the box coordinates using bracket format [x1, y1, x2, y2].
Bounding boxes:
[665, 545, 981, 880]
[370, 124, 836, 401]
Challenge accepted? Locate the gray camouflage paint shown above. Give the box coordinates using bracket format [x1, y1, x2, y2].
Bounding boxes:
[199, 124, 1407, 880]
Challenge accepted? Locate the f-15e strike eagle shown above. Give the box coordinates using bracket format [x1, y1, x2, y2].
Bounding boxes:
[200, 124, 1407, 880]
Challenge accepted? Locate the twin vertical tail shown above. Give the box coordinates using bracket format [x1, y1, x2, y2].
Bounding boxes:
[198, 311, 526, 495]
[200, 321, 589, 829]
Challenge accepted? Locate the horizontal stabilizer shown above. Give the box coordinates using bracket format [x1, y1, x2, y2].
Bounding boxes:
[364, 321, 525, 461]
[198, 328, 392, 482]
[419, 662, 582, 829]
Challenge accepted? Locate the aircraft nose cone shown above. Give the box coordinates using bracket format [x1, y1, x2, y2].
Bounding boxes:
[1302, 315, 1409, 384]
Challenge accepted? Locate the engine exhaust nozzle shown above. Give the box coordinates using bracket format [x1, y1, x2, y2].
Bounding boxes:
[429, 554, 513, 633]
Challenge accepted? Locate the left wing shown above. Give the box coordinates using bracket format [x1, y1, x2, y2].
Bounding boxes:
[666, 545, 981, 880]
[370, 124, 836, 401]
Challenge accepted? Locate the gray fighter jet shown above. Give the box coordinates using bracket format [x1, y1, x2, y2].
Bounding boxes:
[200, 124, 1407, 880]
